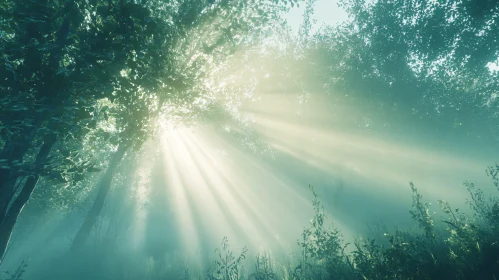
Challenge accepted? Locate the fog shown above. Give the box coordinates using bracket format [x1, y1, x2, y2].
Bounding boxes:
[2, 67, 497, 279]
[1, 0, 498, 279]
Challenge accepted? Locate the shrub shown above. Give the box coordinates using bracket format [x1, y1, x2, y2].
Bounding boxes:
[208, 236, 248, 280]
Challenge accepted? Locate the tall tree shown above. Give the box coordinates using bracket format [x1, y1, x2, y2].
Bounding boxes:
[1, 0, 268, 262]
[69, 0, 298, 250]
[305, 0, 499, 136]
[0, 0, 166, 222]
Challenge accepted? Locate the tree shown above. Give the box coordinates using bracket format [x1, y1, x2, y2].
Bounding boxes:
[0, 0, 168, 222]
[69, 0, 299, 250]
[301, 0, 499, 137]
[2, 0, 293, 262]
[0, 0, 298, 258]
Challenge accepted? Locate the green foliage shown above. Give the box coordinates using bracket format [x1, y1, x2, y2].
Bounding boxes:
[349, 173, 499, 280]
[2, 0, 499, 277]
[15, 166, 499, 280]
[199, 174, 499, 280]
[292, 185, 354, 280]
[249, 252, 277, 280]
[308, 0, 499, 139]
[409, 182, 435, 239]
[283, 169, 499, 280]
[208, 236, 248, 280]
[0, 0, 297, 261]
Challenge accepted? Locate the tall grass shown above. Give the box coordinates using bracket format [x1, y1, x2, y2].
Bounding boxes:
[4, 165, 499, 279]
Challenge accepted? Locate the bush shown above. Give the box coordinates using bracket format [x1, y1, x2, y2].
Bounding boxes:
[208, 236, 248, 280]
[162, 166, 499, 280]
[349, 165, 499, 280]
[10, 167, 499, 280]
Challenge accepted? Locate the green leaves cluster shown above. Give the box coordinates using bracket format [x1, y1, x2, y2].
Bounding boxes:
[203, 174, 499, 280]
[249, 253, 277, 280]
[209, 236, 248, 280]
[0, 0, 296, 226]
[351, 167, 499, 280]
[292, 185, 353, 280]
[305, 0, 499, 135]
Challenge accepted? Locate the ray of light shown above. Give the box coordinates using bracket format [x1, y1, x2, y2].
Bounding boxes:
[163, 128, 275, 249]
[180, 127, 318, 250]
[172, 131, 241, 243]
[179, 130, 265, 246]
[243, 93, 495, 208]
[160, 132, 203, 260]
[128, 143, 155, 251]
[158, 126, 358, 255]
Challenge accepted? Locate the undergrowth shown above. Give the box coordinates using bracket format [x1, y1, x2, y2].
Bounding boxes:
[183, 165, 499, 280]
[5, 165, 499, 280]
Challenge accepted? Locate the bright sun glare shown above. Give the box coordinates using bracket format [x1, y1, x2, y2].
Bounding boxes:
[133, 2, 498, 257]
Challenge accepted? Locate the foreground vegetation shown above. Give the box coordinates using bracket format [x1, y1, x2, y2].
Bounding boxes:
[3, 165, 499, 280]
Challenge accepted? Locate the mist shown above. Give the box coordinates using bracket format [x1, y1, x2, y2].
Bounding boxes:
[3, 58, 498, 278]
[1, 0, 498, 279]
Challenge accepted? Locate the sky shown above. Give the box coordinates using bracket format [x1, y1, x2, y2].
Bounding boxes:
[285, 0, 349, 34]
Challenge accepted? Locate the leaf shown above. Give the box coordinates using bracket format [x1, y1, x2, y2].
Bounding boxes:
[60, 150, 70, 157]
[87, 120, 97, 129]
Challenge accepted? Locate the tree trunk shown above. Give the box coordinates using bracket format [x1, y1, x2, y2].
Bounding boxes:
[70, 144, 128, 251]
[0, 133, 57, 265]
[0, 2, 74, 223]
[0, 124, 41, 223]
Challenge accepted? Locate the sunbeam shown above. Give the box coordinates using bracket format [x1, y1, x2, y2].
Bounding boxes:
[242, 91, 496, 210]
[156, 125, 359, 258]
[160, 130, 203, 260]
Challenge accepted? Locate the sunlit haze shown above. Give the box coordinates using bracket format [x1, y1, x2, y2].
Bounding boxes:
[1, 0, 499, 279]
